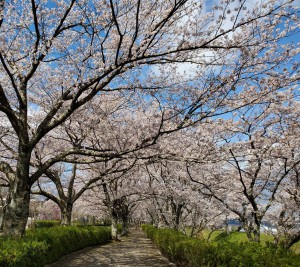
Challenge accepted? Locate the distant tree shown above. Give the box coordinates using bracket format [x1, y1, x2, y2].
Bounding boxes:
[187, 99, 300, 242]
[82, 165, 145, 240]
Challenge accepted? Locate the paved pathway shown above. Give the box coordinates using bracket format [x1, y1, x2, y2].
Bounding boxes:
[46, 229, 176, 267]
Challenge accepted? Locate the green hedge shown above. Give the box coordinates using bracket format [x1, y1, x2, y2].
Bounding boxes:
[0, 226, 111, 267]
[34, 220, 61, 228]
[142, 225, 300, 267]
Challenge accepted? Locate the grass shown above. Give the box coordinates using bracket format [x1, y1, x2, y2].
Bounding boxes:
[197, 229, 300, 253]
[291, 242, 300, 254]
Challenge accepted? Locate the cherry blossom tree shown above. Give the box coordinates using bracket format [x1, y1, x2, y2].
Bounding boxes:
[143, 160, 192, 230]
[30, 92, 158, 227]
[134, 146, 227, 235]
[36, 199, 61, 221]
[187, 97, 300, 242]
[32, 157, 138, 226]
[264, 104, 300, 248]
[268, 179, 300, 249]
[32, 163, 84, 226]
[0, 0, 299, 237]
[81, 163, 147, 240]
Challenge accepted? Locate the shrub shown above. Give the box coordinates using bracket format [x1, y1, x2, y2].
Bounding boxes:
[0, 239, 49, 267]
[143, 225, 300, 267]
[34, 220, 60, 228]
[0, 226, 111, 267]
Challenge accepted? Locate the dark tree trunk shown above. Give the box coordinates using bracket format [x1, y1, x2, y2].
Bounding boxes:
[3, 144, 31, 236]
[171, 202, 184, 231]
[121, 216, 129, 236]
[2, 179, 30, 237]
[121, 220, 128, 236]
[2, 149, 31, 237]
[253, 225, 261, 243]
[252, 212, 261, 243]
[243, 222, 261, 243]
[243, 222, 254, 242]
[282, 234, 300, 249]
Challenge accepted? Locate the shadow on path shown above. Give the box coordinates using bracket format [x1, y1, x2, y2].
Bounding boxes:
[46, 229, 176, 267]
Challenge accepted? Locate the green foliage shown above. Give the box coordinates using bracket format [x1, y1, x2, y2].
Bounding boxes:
[212, 231, 274, 244]
[0, 226, 111, 267]
[117, 223, 123, 233]
[34, 220, 61, 228]
[94, 219, 112, 226]
[291, 241, 300, 254]
[142, 225, 300, 267]
[0, 239, 49, 267]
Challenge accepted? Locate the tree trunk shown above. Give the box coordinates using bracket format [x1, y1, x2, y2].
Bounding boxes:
[121, 217, 129, 236]
[225, 216, 230, 234]
[60, 203, 73, 226]
[2, 148, 31, 237]
[172, 203, 184, 231]
[0, 210, 3, 232]
[111, 216, 119, 240]
[2, 179, 30, 237]
[253, 225, 261, 243]
[283, 234, 300, 249]
[0, 188, 6, 232]
[244, 224, 254, 242]
[244, 223, 260, 243]
[190, 225, 195, 237]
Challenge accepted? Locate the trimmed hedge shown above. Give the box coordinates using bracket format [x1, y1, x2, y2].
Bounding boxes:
[34, 220, 61, 228]
[142, 225, 300, 267]
[0, 226, 111, 267]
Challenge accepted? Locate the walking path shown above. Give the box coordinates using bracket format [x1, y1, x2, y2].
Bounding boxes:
[46, 229, 176, 267]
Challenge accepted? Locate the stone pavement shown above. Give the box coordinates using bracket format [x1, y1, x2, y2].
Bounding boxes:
[46, 229, 176, 267]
